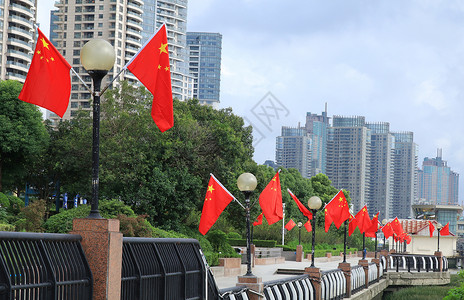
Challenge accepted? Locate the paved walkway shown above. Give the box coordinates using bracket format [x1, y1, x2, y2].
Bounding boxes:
[214, 256, 363, 289]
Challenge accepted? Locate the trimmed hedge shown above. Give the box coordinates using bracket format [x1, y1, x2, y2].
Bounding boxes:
[228, 238, 276, 248]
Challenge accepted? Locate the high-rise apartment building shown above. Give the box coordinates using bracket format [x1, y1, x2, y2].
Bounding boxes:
[305, 110, 329, 176]
[326, 116, 371, 213]
[278, 113, 419, 219]
[391, 132, 417, 219]
[275, 126, 311, 178]
[418, 149, 459, 205]
[49, 0, 191, 123]
[366, 122, 394, 220]
[187, 32, 222, 107]
[0, 0, 37, 82]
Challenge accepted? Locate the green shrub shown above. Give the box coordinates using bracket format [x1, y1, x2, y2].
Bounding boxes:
[118, 214, 153, 237]
[0, 223, 15, 231]
[43, 205, 91, 233]
[19, 199, 47, 232]
[228, 239, 276, 248]
[227, 232, 241, 239]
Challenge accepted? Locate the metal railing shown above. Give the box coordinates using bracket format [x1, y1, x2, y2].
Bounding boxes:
[321, 269, 345, 300]
[351, 265, 365, 294]
[218, 285, 249, 300]
[263, 275, 315, 300]
[0, 231, 92, 300]
[368, 263, 378, 284]
[389, 254, 442, 272]
[120, 237, 206, 300]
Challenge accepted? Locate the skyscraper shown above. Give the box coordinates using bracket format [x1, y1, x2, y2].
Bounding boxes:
[275, 126, 311, 178]
[418, 149, 459, 205]
[391, 132, 417, 219]
[187, 32, 222, 107]
[366, 122, 394, 220]
[0, 0, 37, 82]
[305, 110, 329, 176]
[49, 0, 191, 123]
[326, 116, 370, 213]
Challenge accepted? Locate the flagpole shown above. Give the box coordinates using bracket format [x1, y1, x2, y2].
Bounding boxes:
[282, 203, 285, 245]
[343, 220, 347, 263]
[71, 68, 92, 94]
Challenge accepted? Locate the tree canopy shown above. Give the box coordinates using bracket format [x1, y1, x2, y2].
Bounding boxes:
[0, 80, 48, 192]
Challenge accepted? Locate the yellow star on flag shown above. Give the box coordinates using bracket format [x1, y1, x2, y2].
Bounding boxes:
[164, 66, 169, 71]
[159, 42, 168, 54]
[207, 185, 215, 194]
[41, 38, 49, 50]
[158, 65, 161, 69]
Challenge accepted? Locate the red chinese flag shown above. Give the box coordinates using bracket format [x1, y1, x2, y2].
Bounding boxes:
[365, 212, 380, 238]
[199, 175, 234, 235]
[325, 190, 351, 229]
[354, 206, 372, 234]
[348, 214, 358, 236]
[285, 219, 296, 231]
[381, 222, 394, 239]
[304, 220, 312, 232]
[440, 222, 450, 236]
[18, 28, 71, 117]
[287, 189, 312, 219]
[126, 24, 173, 132]
[391, 217, 404, 235]
[325, 208, 333, 232]
[253, 213, 263, 226]
[258, 172, 283, 225]
[428, 221, 435, 237]
[404, 234, 412, 244]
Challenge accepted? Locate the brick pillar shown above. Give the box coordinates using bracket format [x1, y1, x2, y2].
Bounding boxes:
[296, 245, 303, 262]
[71, 218, 123, 300]
[371, 258, 380, 279]
[358, 259, 369, 288]
[434, 251, 443, 272]
[304, 267, 321, 300]
[338, 262, 351, 298]
[237, 275, 264, 300]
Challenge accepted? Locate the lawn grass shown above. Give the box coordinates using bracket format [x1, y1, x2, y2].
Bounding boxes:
[382, 274, 464, 300]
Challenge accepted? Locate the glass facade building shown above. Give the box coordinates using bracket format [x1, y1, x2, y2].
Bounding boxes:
[418, 149, 459, 205]
[276, 126, 311, 178]
[187, 32, 222, 107]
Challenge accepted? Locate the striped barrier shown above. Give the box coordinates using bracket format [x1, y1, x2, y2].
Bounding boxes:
[351, 265, 366, 294]
[368, 263, 378, 284]
[389, 254, 442, 272]
[321, 269, 346, 300]
[263, 275, 315, 300]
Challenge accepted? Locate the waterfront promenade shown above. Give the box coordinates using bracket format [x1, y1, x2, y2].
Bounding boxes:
[214, 256, 362, 289]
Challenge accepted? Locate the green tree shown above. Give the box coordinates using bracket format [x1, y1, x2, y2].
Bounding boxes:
[0, 80, 48, 192]
[48, 81, 255, 232]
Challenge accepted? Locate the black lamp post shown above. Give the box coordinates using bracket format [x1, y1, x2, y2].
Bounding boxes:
[382, 219, 387, 250]
[308, 196, 322, 268]
[237, 172, 257, 276]
[80, 39, 115, 219]
[297, 222, 303, 245]
[437, 223, 443, 252]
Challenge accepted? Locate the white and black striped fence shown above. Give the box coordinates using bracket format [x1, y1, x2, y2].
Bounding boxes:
[351, 265, 365, 294]
[263, 275, 315, 300]
[389, 254, 445, 272]
[321, 269, 346, 300]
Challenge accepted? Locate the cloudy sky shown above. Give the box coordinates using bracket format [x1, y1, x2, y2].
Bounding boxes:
[39, 1, 464, 203]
